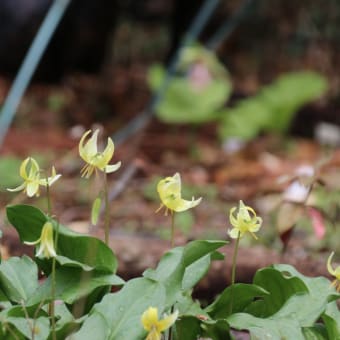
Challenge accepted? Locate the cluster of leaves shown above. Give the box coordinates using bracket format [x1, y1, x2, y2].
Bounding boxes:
[0, 203, 338, 339]
[148, 45, 328, 142]
[218, 71, 328, 141]
[148, 45, 232, 124]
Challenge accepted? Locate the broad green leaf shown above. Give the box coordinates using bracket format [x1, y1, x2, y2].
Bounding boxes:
[205, 283, 269, 319]
[143, 240, 226, 307]
[70, 277, 166, 340]
[322, 302, 340, 339]
[0, 156, 21, 190]
[218, 71, 327, 141]
[148, 45, 232, 124]
[54, 302, 81, 339]
[272, 265, 340, 325]
[182, 254, 210, 291]
[174, 316, 202, 340]
[227, 312, 305, 340]
[201, 319, 231, 340]
[156, 78, 230, 123]
[6, 205, 117, 273]
[302, 325, 327, 339]
[4, 316, 49, 340]
[27, 267, 124, 305]
[175, 292, 207, 317]
[0, 256, 38, 303]
[246, 266, 308, 317]
[227, 265, 340, 339]
[0, 304, 49, 340]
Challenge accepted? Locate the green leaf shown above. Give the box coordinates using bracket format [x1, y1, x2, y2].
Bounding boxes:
[272, 264, 340, 324]
[28, 267, 124, 305]
[227, 265, 340, 339]
[6, 205, 117, 273]
[143, 240, 226, 307]
[4, 316, 50, 340]
[302, 325, 328, 340]
[322, 302, 340, 339]
[54, 302, 81, 339]
[91, 197, 101, 226]
[148, 45, 232, 124]
[227, 312, 305, 340]
[174, 316, 202, 340]
[205, 283, 269, 318]
[0, 256, 38, 303]
[182, 254, 210, 291]
[201, 319, 231, 340]
[0, 304, 49, 340]
[70, 277, 166, 340]
[246, 266, 308, 317]
[218, 71, 328, 141]
[175, 292, 207, 317]
[0, 156, 22, 190]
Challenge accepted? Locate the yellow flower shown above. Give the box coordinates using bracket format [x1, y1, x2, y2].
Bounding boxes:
[79, 129, 121, 178]
[156, 173, 202, 215]
[327, 252, 340, 292]
[25, 221, 56, 259]
[228, 200, 262, 239]
[7, 157, 61, 197]
[141, 307, 178, 340]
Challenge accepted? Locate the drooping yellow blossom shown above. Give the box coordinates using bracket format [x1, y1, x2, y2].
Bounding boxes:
[228, 200, 262, 239]
[327, 252, 340, 292]
[141, 307, 178, 340]
[25, 221, 56, 259]
[156, 173, 202, 215]
[79, 129, 121, 178]
[7, 157, 61, 197]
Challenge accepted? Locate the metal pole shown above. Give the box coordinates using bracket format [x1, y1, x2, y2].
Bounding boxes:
[0, 0, 71, 148]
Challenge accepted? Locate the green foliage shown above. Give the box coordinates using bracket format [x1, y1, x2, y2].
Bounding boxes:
[7, 205, 117, 273]
[148, 45, 232, 123]
[1, 144, 339, 339]
[219, 71, 328, 141]
[0, 156, 21, 190]
[1, 201, 339, 339]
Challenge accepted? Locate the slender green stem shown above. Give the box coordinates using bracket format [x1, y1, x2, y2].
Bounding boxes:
[229, 231, 241, 315]
[103, 172, 110, 245]
[45, 182, 56, 339]
[170, 212, 176, 248]
[21, 301, 34, 340]
[46, 182, 52, 216]
[50, 256, 56, 340]
[167, 212, 177, 340]
[50, 220, 59, 340]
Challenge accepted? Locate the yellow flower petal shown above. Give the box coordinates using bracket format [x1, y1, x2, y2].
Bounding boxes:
[228, 201, 262, 239]
[146, 328, 161, 340]
[141, 307, 159, 331]
[25, 222, 56, 259]
[79, 129, 120, 178]
[19, 157, 30, 179]
[95, 137, 114, 169]
[7, 183, 26, 193]
[26, 181, 40, 197]
[228, 228, 241, 239]
[105, 161, 121, 174]
[157, 173, 201, 214]
[157, 310, 178, 332]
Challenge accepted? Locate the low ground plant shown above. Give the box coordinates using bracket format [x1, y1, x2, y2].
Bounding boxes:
[1, 129, 339, 340]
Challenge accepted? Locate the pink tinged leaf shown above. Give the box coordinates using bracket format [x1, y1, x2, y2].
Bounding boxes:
[307, 207, 326, 239]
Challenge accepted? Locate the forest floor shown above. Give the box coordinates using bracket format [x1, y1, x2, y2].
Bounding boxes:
[0, 66, 339, 300]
